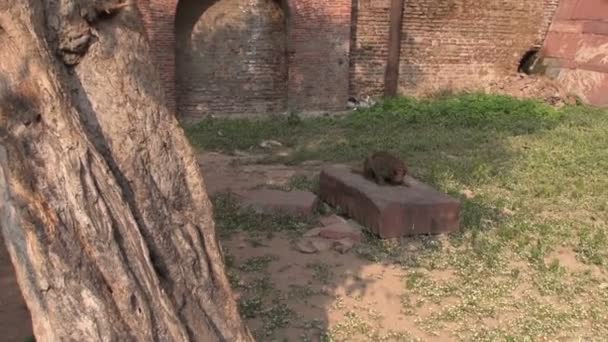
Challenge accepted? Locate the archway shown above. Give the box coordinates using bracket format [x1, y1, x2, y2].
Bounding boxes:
[175, 0, 288, 121]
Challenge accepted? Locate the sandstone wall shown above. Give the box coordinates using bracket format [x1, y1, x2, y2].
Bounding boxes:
[540, 0, 608, 107]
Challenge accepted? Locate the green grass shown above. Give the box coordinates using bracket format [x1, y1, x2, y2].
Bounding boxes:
[198, 93, 608, 341]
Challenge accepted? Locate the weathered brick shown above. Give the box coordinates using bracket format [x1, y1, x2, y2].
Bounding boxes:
[349, 0, 559, 98]
[138, 0, 177, 114]
[318, 165, 460, 238]
[138, 0, 567, 118]
[539, 0, 608, 107]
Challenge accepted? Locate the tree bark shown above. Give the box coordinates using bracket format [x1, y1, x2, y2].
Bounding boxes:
[0, 1, 253, 341]
[384, 0, 404, 97]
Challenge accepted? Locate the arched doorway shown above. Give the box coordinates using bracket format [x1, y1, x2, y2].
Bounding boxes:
[175, 0, 288, 121]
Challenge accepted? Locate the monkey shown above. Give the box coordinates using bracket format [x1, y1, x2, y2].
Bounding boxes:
[352, 151, 410, 187]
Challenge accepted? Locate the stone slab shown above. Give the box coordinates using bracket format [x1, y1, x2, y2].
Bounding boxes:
[234, 189, 318, 216]
[318, 164, 461, 238]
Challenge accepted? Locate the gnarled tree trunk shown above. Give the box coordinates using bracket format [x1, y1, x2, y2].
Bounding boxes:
[0, 1, 253, 340]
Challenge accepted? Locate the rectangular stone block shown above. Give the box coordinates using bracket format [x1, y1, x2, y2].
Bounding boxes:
[318, 165, 461, 238]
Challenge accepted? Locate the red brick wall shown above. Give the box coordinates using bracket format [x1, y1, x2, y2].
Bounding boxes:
[350, 0, 560, 98]
[540, 0, 608, 107]
[138, 0, 569, 120]
[175, 0, 288, 120]
[138, 0, 178, 114]
[286, 0, 352, 112]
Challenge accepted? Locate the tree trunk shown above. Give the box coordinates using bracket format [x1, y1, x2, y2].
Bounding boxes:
[0, 1, 253, 341]
[384, 0, 404, 97]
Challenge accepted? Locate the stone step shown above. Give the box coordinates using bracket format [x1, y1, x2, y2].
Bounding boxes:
[318, 164, 461, 238]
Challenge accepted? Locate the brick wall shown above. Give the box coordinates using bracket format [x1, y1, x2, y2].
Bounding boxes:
[540, 0, 608, 107]
[176, 0, 287, 120]
[139, 0, 567, 120]
[138, 0, 178, 114]
[286, 0, 352, 112]
[350, 0, 560, 98]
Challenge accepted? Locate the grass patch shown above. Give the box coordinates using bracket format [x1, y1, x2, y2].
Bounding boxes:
[201, 93, 608, 341]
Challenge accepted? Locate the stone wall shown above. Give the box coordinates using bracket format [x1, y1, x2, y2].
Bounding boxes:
[349, 0, 560, 98]
[540, 0, 608, 107]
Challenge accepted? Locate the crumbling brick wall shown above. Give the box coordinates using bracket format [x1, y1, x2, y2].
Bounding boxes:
[176, 0, 288, 120]
[349, 0, 560, 99]
[138, 0, 178, 114]
[540, 0, 608, 107]
[286, 0, 352, 112]
[173, 0, 353, 120]
[140, 0, 564, 120]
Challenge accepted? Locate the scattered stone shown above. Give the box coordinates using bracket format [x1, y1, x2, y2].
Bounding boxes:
[297, 220, 362, 254]
[311, 238, 333, 252]
[460, 189, 476, 199]
[233, 189, 318, 216]
[303, 227, 323, 237]
[295, 239, 317, 254]
[259, 139, 283, 149]
[318, 164, 461, 239]
[296, 237, 333, 254]
[332, 238, 355, 254]
[318, 221, 363, 243]
[275, 149, 291, 157]
[346, 219, 365, 231]
[320, 214, 347, 226]
[501, 207, 515, 216]
[347, 95, 377, 110]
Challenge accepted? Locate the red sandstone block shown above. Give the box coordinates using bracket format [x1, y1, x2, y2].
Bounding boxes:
[233, 189, 319, 216]
[583, 21, 608, 36]
[573, 0, 608, 20]
[554, 0, 579, 20]
[318, 165, 461, 238]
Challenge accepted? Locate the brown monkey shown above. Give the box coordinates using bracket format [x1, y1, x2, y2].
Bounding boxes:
[354, 151, 410, 186]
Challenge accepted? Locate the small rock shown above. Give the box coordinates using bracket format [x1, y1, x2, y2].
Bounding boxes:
[346, 219, 365, 231]
[332, 238, 355, 254]
[259, 140, 283, 149]
[501, 207, 515, 216]
[295, 237, 333, 254]
[599, 283, 608, 290]
[303, 227, 323, 237]
[310, 237, 333, 252]
[276, 150, 291, 157]
[320, 214, 347, 226]
[318, 221, 363, 243]
[460, 189, 476, 199]
[296, 239, 317, 254]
